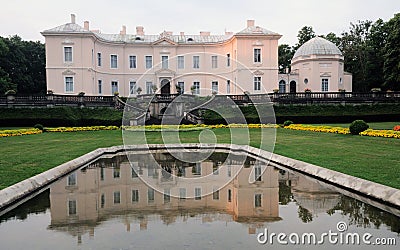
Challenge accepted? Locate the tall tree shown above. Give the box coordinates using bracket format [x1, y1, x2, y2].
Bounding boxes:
[0, 37, 16, 94]
[340, 20, 373, 91]
[278, 44, 294, 73]
[0, 35, 46, 95]
[294, 26, 316, 50]
[383, 13, 400, 90]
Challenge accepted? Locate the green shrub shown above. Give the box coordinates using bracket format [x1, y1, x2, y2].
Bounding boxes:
[349, 120, 369, 135]
[34, 124, 44, 131]
[283, 120, 293, 127]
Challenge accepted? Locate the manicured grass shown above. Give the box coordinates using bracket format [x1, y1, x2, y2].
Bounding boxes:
[312, 122, 399, 130]
[1, 128, 399, 190]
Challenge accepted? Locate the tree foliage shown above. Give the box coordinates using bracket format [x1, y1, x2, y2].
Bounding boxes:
[294, 26, 316, 50]
[278, 44, 294, 73]
[0, 35, 45, 95]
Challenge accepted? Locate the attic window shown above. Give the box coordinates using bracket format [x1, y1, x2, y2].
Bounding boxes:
[135, 37, 141, 41]
[187, 38, 194, 42]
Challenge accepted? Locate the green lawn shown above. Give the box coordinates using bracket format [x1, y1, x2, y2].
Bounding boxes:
[311, 122, 399, 130]
[1, 128, 399, 190]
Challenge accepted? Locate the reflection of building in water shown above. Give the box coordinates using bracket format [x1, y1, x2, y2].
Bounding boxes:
[49, 153, 280, 243]
[278, 170, 340, 216]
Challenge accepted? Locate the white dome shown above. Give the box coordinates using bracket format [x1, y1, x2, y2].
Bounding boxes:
[293, 37, 342, 59]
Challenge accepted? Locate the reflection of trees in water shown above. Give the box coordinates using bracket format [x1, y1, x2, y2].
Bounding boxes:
[279, 179, 314, 223]
[279, 182, 293, 205]
[0, 189, 50, 222]
[298, 206, 313, 223]
[279, 180, 400, 232]
[327, 196, 400, 234]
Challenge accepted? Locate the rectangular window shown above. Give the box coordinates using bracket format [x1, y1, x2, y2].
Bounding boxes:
[255, 194, 262, 207]
[227, 165, 232, 177]
[179, 188, 186, 200]
[227, 80, 230, 94]
[322, 78, 329, 92]
[64, 47, 72, 62]
[100, 194, 105, 208]
[97, 52, 102, 66]
[146, 81, 153, 94]
[213, 188, 219, 200]
[65, 77, 74, 92]
[195, 187, 201, 200]
[113, 191, 121, 204]
[129, 55, 137, 68]
[228, 189, 232, 202]
[131, 167, 138, 178]
[177, 81, 184, 94]
[148, 188, 155, 203]
[254, 48, 261, 63]
[113, 167, 120, 179]
[161, 55, 168, 69]
[213, 164, 219, 175]
[193, 56, 200, 69]
[132, 189, 139, 203]
[178, 56, 184, 69]
[111, 55, 118, 68]
[98, 80, 102, 95]
[100, 167, 105, 181]
[193, 162, 201, 175]
[254, 76, 261, 91]
[164, 189, 170, 203]
[255, 165, 262, 182]
[68, 200, 77, 215]
[227, 53, 231, 67]
[130, 81, 136, 95]
[193, 82, 200, 95]
[67, 172, 77, 186]
[111, 81, 118, 95]
[212, 81, 218, 93]
[145, 56, 153, 69]
[211, 55, 218, 68]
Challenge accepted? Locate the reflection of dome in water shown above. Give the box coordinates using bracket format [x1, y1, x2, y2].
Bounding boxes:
[291, 175, 340, 215]
[293, 37, 342, 59]
[293, 192, 340, 215]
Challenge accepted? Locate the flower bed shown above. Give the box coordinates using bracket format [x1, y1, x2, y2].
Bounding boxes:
[285, 124, 400, 139]
[0, 128, 42, 137]
[123, 123, 279, 131]
[360, 129, 400, 139]
[393, 125, 400, 131]
[284, 124, 350, 134]
[45, 126, 119, 132]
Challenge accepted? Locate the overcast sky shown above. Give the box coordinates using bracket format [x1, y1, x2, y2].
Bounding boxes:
[1, 0, 399, 45]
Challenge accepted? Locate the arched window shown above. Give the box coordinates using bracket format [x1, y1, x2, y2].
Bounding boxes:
[279, 80, 286, 93]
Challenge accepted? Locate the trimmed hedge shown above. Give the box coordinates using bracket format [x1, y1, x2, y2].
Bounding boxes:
[1, 104, 400, 127]
[203, 104, 400, 125]
[0, 107, 123, 127]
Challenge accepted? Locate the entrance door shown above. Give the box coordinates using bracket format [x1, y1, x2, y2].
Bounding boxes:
[290, 81, 297, 93]
[160, 79, 170, 95]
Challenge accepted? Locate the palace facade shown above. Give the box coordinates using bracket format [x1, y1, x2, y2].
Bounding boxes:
[42, 14, 351, 96]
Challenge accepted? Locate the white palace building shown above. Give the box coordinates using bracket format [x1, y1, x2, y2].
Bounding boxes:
[42, 14, 352, 97]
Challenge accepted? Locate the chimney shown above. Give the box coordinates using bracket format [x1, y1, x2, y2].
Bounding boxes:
[136, 26, 144, 36]
[180, 32, 185, 36]
[71, 14, 76, 24]
[200, 31, 210, 36]
[247, 20, 255, 27]
[84, 21, 89, 31]
[120, 25, 126, 35]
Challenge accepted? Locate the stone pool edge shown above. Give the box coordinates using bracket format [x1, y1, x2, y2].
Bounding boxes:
[1, 144, 399, 213]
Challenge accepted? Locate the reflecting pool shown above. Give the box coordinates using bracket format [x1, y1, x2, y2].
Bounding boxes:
[0, 150, 399, 249]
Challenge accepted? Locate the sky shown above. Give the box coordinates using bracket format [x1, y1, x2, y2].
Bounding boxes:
[0, 0, 399, 45]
